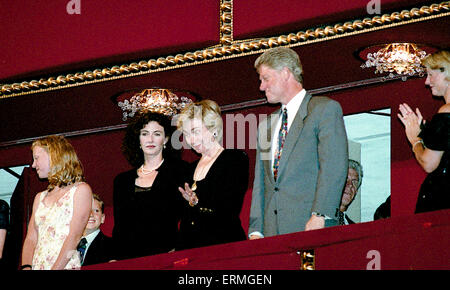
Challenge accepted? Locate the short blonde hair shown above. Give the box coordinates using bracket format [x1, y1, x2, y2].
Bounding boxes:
[176, 99, 223, 142]
[32, 135, 84, 192]
[422, 50, 450, 81]
[255, 47, 303, 84]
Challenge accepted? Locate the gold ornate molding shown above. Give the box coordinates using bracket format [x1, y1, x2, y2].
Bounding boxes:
[220, 0, 233, 45]
[1, 1, 449, 99]
[298, 249, 315, 270]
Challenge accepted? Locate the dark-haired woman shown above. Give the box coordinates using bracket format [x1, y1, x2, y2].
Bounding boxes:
[112, 112, 189, 260]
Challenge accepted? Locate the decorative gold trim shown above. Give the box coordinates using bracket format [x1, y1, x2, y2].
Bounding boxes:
[220, 0, 233, 45]
[298, 249, 315, 270]
[1, 2, 449, 99]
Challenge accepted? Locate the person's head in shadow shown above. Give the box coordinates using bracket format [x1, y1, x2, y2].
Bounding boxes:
[340, 159, 363, 213]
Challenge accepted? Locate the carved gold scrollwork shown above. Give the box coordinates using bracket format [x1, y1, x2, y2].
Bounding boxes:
[297, 249, 315, 270]
[1, 1, 449, 98]
[220, 0, 233, 46]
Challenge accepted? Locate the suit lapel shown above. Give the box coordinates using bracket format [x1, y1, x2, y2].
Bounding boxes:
[82, 233, 98, 265]
[345, 214, 355, 224]
[262, 110, 280, 185]
[276, 92, 312, 180]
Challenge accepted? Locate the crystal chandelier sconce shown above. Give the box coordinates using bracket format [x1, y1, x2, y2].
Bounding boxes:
[117, 88, 194, 121]
[361, 43, 428, 78]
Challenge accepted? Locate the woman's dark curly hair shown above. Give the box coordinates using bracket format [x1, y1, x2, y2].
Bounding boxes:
[122, 111, 176, 168]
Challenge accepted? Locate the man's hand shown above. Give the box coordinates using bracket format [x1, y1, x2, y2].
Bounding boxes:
[305, 214, 325, 231]
[249, 234, 263, 240]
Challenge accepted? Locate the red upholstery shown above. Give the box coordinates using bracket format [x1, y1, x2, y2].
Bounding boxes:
[83, 209, 450, 270]
[391, 159, 427, 217]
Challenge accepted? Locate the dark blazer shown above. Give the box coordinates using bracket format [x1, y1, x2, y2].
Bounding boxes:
[82, 231, 114, 266]
[112, 157, 189, 260]
[249, 92, 348, 237]
[177, 149, 249, 250]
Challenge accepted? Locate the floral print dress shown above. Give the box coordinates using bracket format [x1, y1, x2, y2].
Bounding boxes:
[32, 184, 81, 270]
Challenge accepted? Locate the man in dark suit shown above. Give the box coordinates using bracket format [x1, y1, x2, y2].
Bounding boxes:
[77, 194, 114, 266]
[249, 47, 348, 239]
[339, 159, 363, 225]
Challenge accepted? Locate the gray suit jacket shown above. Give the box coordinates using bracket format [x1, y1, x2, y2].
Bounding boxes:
[249, 92, 348, 237]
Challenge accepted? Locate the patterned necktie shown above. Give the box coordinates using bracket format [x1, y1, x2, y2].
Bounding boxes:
[338, 211, 345, 225]
[77, 237, 88, 264]
[273, 108, 288, 181]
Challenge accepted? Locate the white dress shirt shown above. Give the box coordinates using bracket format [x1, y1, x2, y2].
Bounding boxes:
[82, 229, 100, 260]
[270, 89, 306, 171]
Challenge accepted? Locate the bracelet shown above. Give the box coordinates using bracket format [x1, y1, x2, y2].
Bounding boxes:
[20, 264, 32, 270]
[412, 139, 424, 153]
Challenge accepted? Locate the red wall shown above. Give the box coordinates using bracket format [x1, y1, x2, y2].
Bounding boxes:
[0, 0, 219, 81]
[1, 0, 431, 81]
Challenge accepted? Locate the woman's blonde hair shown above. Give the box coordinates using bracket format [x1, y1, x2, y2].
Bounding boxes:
[32, 135, 84, 192]
[176, 99, 223, 143]
[422, 50, 450, 81]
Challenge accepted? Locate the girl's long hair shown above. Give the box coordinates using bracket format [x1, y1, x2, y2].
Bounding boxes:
[32, 135, 84, 192]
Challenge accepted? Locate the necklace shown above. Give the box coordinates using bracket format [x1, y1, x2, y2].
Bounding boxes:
[191, 147, 223, 191]
[139, 159, 164, 175]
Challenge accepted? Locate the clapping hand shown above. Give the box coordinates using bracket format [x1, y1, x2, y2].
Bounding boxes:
[397, 103, 424, 144]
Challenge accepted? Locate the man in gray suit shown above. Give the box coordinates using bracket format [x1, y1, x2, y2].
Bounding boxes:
[249, 47, 348, 239]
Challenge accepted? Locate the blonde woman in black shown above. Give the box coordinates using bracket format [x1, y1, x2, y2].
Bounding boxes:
[398, 50, 450, 213]
[177, 100, 249, 250]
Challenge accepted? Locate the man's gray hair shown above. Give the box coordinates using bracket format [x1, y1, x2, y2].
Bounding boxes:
[348, 159, 363, 189]
[254, 47, 303, 84]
